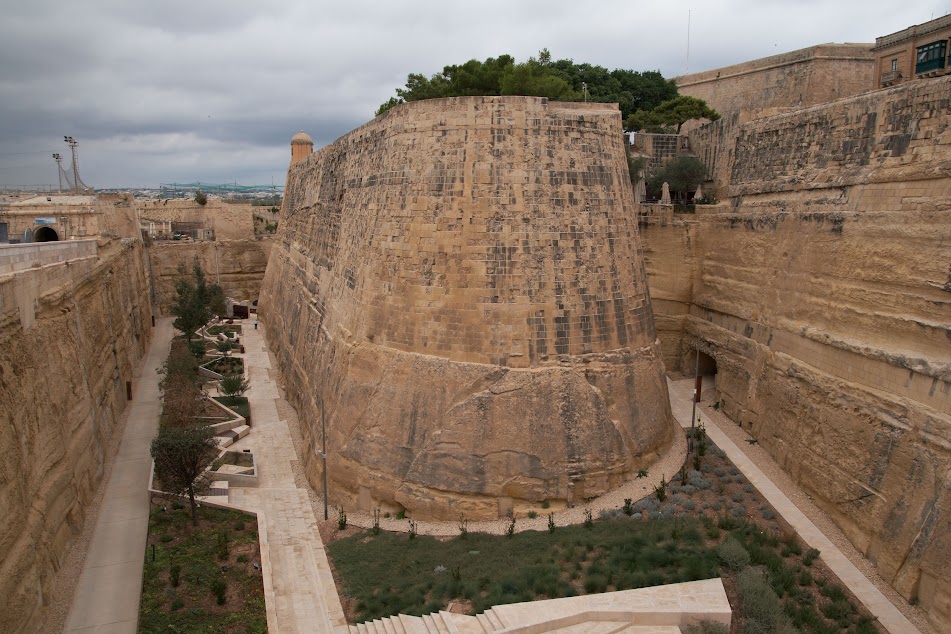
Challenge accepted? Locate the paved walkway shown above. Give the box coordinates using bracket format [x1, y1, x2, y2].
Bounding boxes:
[667, 378, 919, 634]
[63, 317, 174, 633]
[226, 322, 346, 634]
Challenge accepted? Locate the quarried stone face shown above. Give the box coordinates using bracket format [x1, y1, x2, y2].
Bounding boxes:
[260, 96, 675, 519]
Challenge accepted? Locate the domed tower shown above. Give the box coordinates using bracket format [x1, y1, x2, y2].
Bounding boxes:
[290, 130, 313, 164]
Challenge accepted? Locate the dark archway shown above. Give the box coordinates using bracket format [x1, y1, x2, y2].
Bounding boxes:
[34, 226, 59, 242]
[697, 350, 717, 376]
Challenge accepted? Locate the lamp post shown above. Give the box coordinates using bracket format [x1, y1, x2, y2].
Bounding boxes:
[317, 394, 328, 520]
[689, 345, 700, 453]
[52, 153, 63, 192]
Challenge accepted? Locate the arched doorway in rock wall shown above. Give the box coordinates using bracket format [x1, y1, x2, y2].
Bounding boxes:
[33, 226, 59, 242]
[687, 349, 718, 402]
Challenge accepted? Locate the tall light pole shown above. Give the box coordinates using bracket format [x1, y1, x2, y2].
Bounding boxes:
[318, 394, 328, 520]
[689, 345, 700, 453]
[52, 153, 63, 192]
[64, 136, 79, 192]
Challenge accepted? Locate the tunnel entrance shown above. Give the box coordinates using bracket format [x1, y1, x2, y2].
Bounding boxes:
[33, 226, 59, 242]
[688, 349, 718, 403]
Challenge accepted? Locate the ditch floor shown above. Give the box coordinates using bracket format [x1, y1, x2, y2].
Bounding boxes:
[321, 431, 883, 634]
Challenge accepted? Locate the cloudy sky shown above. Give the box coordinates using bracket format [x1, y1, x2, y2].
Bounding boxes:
[0, 0, 947, 189]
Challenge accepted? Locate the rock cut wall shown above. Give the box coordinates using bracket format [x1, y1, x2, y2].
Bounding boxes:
[260, 96, 675, 520]
[641, 76, 951, 631]
[0, 238, 152, 632]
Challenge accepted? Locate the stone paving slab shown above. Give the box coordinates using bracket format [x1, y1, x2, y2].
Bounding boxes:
[667, 378, 919, 634]
[63, 318, 174, 633]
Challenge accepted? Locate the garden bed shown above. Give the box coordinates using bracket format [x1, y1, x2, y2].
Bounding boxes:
[326, 431, 882, 633]
[202, 356, 244, 376]
[214, 396, 250, 421]
[207, 324, 243, 337]
[139, 502, 266, 633]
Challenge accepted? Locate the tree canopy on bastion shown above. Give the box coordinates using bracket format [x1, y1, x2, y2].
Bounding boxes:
[376, 48, 679, 128]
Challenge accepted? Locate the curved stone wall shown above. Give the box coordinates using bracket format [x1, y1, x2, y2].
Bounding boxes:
[260, 96, 675, 520]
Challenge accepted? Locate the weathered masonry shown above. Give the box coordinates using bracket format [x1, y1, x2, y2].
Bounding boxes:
[261, 96, 676, 521]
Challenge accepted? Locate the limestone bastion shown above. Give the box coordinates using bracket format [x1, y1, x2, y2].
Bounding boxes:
[260, 96, 676, 520]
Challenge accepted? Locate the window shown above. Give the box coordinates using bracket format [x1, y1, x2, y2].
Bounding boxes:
[891, 59, 898, 71]
[916, 40, 947, 73]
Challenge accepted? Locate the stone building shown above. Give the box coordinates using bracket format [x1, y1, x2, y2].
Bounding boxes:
[873, 14, 951, 88]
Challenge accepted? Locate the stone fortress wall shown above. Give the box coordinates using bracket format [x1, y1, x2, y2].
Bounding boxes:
[136, 198, 256, 241]
[260, 96, 677, 520]
[0, 237, 153, 632]
[675, 43, 876, 119]
[640, 74, 951, 630]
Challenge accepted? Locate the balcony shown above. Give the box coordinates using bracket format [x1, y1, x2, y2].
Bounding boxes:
[880, 70, 903, 86]
[915, 57, 946, 75]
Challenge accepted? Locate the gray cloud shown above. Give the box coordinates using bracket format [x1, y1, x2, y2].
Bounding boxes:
[0, 0, 946, 188]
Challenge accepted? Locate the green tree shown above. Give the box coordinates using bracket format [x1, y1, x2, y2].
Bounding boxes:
[626, 95, 720, 133]
[194, 189, 208, 206]
[220, 374, 250, 398]
[169, 259, 227, 340]
[150, 426, 217, 526]
[649, 156, 707, 205]
[375, 50, 677, 122]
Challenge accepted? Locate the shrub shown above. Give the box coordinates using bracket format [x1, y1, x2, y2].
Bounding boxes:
[506, 516, 516, 537]
[237, 554, 249, 563]
[583, 509, 594, 529]
[220, 374, 250, 397]
[194, 190, 208, 206]
[803, 547, 820, 567]
[210, 578, 227, 605]
[171, 598, 185, 611]
[337, 508, 347, 530]
[716, 536, 750, 571]
[623, 498, 634, 516]
[761, 508, 775, 521]
[737, 568, 796, 634]
[683, 622, 729, 634]
[654, 476, 668, 502]
[798, 570, 813, 586]
[216, 530, 230, 560]
[458, 515, 468, 538]
[527, 510, 537, 519]
[216, 340, 232, 355]
[234, 520, 245, 531]
[169, 563, 181, 587]
[548, 513, 556, 534]
[372, 509, 381, 535]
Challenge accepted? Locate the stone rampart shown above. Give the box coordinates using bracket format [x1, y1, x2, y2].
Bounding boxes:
[260, 96, 676, 520]
[136, 199, 255, 241]
[0, 238, 153, 631]
[642, 76, 951, 630]
[676, 43, 875, 119]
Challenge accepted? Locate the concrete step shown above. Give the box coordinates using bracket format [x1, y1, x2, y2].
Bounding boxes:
[372, 619, 386, 634]
[431, 613, 450, 634]
[349, 626, 360, 634]
[233, 424, 250, 438]
[441, 611, 486, 634]
[381, 617, 398, 634]
[357, 622, 370, 634]
[422, 614, 438, 634]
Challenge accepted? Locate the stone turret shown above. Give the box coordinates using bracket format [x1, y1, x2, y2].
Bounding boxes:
[290, 130, 313, 164]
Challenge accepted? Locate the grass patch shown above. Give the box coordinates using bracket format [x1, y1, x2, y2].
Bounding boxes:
[204, 357, 244, 376]
[329, 518, 718, 622]
[140, 503, 265, 633]
[214, 396, 250, 420]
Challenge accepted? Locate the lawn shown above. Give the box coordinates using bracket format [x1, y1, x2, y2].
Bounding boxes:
[329, 517, 718, 621]
[214, 395, 250, 420]
[139, 502, 266, 633]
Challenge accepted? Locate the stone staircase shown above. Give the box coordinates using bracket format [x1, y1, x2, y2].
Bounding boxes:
[343, 579, 732, 634]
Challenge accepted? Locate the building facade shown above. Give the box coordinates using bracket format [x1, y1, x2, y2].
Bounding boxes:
[873, 14, 951, 88]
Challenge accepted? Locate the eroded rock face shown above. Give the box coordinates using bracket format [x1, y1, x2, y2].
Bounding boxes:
[0, 239, 152, 632]
[261, 96, 675, 520]
[642, 76, 951, 631]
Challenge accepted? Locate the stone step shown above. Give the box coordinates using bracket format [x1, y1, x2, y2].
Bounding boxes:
[349, 626, 360, 634]
[233, 424, 250, 438]
[441, 611, 486, 634]
[381, 616, 398, 634]
[388, 615, 407, 634]
[357, 622, 370, 634]
[475, 614, 496, 633]
[398, 614, 428, 634]
[484, 610, 505, 631]
[421, 614, 439, 634]
[373, 619, 386, 634]
[431, 613, 451, 634]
